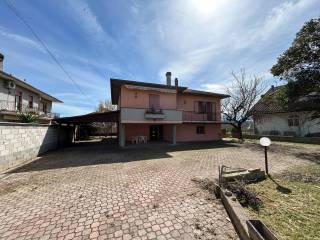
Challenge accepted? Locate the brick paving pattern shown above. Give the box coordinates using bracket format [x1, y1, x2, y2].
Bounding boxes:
[0, 140, 317, 239]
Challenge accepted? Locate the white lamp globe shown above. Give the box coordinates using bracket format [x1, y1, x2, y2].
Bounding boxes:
[260, 137, 271, 147]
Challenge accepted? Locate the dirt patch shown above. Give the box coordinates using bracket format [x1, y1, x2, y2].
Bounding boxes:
[191, 177, 239, 239]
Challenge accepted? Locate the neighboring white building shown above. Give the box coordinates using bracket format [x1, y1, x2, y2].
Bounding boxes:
[0, 53, 62, 123]
[251, 85, 320, 137]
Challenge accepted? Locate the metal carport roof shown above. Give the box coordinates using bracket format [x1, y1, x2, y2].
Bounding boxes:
[56, 111, 120, 124]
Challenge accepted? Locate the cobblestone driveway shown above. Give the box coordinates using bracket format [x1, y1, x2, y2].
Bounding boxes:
[0, 140, 317, 240]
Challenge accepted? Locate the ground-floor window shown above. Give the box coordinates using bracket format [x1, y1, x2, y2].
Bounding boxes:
[288, 115, 299, 127]
[196, 125, 205, 134]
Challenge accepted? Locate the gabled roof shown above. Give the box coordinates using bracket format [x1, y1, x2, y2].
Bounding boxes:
[0, 70, 62, 103]
[251, 85, 320, 114]
[110, 78, 229, 104]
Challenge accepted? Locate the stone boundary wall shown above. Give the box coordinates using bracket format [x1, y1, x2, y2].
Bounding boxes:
[0, 122, 73, 173]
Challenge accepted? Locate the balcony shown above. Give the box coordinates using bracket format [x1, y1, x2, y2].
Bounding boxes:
[182, 111, 216, 122]
[121, 107, 182, 123]
[0, 100, 59, 119]
[144, 108, 165, 119]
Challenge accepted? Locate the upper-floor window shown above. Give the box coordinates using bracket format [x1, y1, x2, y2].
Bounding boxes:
[149, 94, 160, 110]
[288, 115, 299, 127]
[194, 101, 215, 114]
[43, 102, 47, 113]
[15, 92, 22, 111]
[28, 96, 33, 109]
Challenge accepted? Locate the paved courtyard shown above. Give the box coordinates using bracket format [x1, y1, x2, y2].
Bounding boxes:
[0, 139, 318, 240]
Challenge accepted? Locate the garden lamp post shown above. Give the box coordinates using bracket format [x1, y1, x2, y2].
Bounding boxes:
[259, 137, 271, 175]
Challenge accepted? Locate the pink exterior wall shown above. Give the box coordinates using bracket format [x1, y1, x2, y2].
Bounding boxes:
[125, 123, 222, 143]
[120, 86, 177, 109]
[176, 124, 222, 142]
[163, 125, 172, 142]
[125, 124, 149, 142]
[177, 94, 221, 121]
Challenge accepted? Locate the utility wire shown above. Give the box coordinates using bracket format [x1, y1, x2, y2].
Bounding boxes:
[5, 0, 94, 104]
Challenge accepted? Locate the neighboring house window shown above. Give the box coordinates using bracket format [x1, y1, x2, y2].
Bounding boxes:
[29, 96, 33, 109]
[288, 115, 299, 127]
[43, 102, 47, 113]
[15, 92, 22, 111]
[196, 126, 205, 134]
[149, 94, 160, 109]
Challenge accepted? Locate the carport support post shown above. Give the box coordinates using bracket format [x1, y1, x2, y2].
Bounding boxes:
[119, 123, 126, 147]
[172, 124, 176, 145]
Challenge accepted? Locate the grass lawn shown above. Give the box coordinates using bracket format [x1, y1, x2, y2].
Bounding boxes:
[246, 164, 320, 240]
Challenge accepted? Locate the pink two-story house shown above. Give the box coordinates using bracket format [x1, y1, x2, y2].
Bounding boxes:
[111, 72, 229, 147]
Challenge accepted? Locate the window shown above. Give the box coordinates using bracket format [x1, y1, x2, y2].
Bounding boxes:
[149, 94, 160, 109]
[196, 126, 205, 134]
[15, 92, 22, 111]
[43, 102, 47, 113]
[195, 101, 214, 113]
[28, 96, 33, 109]
[288, 115, 299, 127]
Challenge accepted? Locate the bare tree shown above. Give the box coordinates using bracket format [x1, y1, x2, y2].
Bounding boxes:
[96, 100, 117, 112]
[222, 69, 265, 140]
[93, 100, 117, 136]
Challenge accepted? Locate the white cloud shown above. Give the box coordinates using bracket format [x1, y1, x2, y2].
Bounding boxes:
[0, 26, 45, 53]
[200, 83, 227, 94]
[132, 0, 318, 87]
[53, 103, 93, 117]
[66, 0, 115, 45]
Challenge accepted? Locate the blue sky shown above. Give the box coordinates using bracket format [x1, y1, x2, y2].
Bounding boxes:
[0, 0, 319, 117]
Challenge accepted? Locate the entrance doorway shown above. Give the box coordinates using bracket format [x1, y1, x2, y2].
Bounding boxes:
[149, 125, 163, 141]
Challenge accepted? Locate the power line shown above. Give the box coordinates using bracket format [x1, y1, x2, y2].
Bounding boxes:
[4, 0, 94, 104]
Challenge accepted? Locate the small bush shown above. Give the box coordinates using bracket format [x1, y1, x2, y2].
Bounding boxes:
[17, 112, 39, 123]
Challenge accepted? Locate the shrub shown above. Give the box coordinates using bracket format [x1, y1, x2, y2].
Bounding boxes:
[17, 112, 39, 123]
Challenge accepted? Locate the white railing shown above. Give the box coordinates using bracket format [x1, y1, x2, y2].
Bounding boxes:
[0, 100, 59, 118]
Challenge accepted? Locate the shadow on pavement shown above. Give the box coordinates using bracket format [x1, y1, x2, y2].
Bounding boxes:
[7, 139, 238, 173]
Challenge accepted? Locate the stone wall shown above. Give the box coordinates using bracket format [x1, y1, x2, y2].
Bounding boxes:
[0, 122, 73, 173]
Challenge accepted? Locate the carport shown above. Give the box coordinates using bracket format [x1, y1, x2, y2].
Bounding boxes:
[56, 111, 120, 146]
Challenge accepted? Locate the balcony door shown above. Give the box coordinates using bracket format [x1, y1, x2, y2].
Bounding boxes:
[194, 101, 215, 121]
[149, 94, 160, 110]
[15, 92, 22, 112]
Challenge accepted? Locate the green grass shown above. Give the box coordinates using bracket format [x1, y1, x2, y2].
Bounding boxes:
[246, 164, 320, 240]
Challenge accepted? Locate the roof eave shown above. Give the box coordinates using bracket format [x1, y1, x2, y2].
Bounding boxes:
[0, 70, 63, 103]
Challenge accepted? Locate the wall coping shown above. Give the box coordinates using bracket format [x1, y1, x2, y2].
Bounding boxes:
[0, 122, 56, 127]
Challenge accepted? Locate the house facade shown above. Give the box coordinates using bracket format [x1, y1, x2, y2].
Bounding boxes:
[251, 85, 320, 137]
[111, 72, 229, 147]
[0, 53, 62, 123]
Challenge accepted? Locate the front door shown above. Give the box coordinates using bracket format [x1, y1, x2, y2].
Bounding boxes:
[149, 125, 163, 141]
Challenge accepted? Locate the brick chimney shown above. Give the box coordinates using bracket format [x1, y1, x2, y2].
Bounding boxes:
[166, 72, 171, 86]
[0, 53, 4, 71]
[174, 77, 178, 87]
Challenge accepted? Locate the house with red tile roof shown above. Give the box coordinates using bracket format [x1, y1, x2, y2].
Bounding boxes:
[250, 85, 320, 137]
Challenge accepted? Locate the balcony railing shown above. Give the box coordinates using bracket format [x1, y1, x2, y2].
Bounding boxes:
[182, 111, 216, 122]
[145, 108, 165, 119]
[0, 100, 59, 119]
[145, 108, 163, 114]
